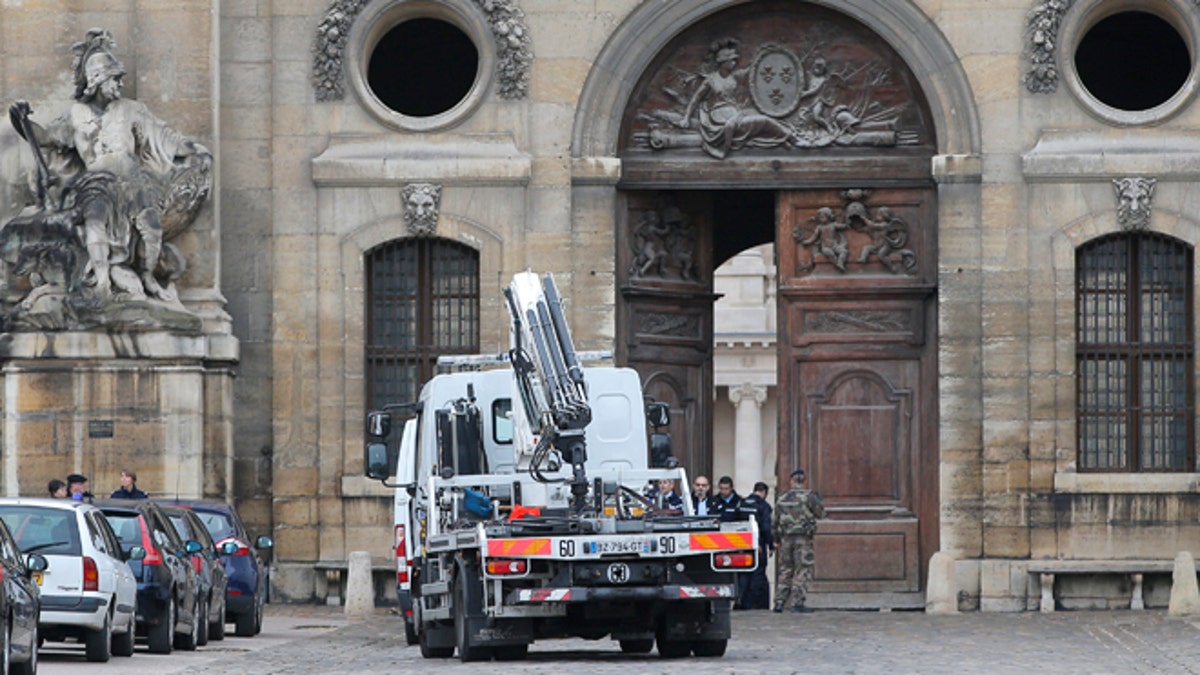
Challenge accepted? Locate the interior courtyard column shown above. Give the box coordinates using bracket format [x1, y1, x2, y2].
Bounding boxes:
[729, 383, 767, 492]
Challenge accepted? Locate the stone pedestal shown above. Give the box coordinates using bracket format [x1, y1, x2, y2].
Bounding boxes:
[0, 332, 238, 499]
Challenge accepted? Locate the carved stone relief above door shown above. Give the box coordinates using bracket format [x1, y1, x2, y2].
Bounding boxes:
[619, 1, 933, 162]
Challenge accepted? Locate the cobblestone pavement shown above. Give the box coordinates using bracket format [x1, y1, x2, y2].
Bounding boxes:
[153, 605, 1200, 675]
[39, 604, 1200, 674]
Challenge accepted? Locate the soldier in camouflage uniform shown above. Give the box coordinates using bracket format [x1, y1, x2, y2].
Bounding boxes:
[772, 468, 826, 613]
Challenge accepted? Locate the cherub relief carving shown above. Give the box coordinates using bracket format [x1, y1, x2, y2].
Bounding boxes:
[793, 189, 919, 275]
[630, 197, 699, 282]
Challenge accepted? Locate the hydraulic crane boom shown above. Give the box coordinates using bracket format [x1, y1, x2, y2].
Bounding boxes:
[504, 271, 592, 510]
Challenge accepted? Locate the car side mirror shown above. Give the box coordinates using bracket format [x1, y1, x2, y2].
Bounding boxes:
[185, 540, 203, 554]
[219, 541, 239, 555]
[25, 553, 47, 573]
[255, 535, 274, 550]
[127, 546, 147, 561]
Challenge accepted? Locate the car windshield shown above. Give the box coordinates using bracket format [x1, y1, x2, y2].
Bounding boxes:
[168, 515, 193, 542]
[0, 506, 82, 556]
[103, 512, 143, 551]
[194, 510, 237, 541]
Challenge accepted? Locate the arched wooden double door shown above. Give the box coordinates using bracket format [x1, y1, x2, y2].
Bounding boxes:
[615, 1, 939, 606]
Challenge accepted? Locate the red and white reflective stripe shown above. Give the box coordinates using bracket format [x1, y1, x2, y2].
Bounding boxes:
[517, 588, 572, 603]
[678, 585, 735, 599]
[395, 524, 409, 584]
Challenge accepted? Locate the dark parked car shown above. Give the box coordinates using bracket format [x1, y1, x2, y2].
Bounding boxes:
[94, 499, 202, 654]
[0, 517, 45, 675]
[160, 505, 233, 644]
[156, 500, 272, 637]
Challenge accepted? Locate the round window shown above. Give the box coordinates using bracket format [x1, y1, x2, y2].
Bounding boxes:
[1064, 2, 1199, 125]
[348, 0, 495, 132]
[367, 18, 479, 117]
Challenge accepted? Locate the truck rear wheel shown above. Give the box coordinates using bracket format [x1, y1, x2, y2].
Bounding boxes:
[418, 622, 454, 659]
[404, 617, 418, 646]
[691, 639, 728, 657]
[455, 566, 492, 662]
[620, 638, 654, 654]
[493, 644, 528, 661]
[655, 628, 691, 659]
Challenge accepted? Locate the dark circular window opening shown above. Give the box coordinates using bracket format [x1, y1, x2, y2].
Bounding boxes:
[367, 18, 479, 117]
[1075, 11, 1191, 111]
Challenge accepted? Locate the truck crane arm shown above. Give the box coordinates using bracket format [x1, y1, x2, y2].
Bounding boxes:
[504, 271, 592, 511]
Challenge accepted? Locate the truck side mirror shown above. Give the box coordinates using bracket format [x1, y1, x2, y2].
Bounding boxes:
[646, 402, 670, 429]
[365, 441, 390, 480]
[650, 432, 676, 468]
[367, 411, 391, 438]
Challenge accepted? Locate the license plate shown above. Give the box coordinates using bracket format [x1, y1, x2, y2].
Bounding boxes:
[31, 572, 42, 586]
[588, 539, 650, 555]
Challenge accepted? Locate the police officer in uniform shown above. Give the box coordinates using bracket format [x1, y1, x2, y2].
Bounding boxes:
[772, 468, 825, 613]
[736, 482, 773, 609]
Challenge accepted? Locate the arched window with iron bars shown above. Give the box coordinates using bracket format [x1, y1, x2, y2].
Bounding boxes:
[1076, 231, 1194, 472]
[365, 237, 480, 409]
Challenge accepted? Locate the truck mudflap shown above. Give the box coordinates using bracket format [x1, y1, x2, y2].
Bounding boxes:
[512, 584, 736, 603]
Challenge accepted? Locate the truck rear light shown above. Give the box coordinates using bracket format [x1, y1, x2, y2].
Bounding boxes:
[486, 559, 527, 575]
[395, 525, 409, 584]
[83, 556, 99, 591]
[712, 553, 755, 569]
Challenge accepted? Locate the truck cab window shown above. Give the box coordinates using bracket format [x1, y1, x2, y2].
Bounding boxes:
[492, 398, 512, 444]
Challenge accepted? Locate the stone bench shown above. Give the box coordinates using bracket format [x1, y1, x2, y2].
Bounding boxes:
[313, 560, 394, 606]
[1027, 559, 1195, 612]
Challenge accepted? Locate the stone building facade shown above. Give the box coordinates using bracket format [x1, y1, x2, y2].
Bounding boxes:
[3, 0, 1200, 611]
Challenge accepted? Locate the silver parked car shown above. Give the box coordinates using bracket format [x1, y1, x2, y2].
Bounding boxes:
[0, 499, 142, 662]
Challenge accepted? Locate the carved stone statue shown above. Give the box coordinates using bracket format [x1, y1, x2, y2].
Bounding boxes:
[402, 183, 442, 236]
[1114, 177, 1156, 231]
[2, 28, 212, 331]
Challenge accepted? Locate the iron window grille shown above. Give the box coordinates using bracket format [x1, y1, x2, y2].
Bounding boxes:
[366, 238, 480, 410]
[1076, 232, 1194, 472]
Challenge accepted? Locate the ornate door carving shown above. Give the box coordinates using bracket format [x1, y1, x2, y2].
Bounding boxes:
[777, 187, 937, 605]
[618, 192, 716, 478]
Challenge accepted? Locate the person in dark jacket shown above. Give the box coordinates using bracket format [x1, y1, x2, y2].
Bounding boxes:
[713, 475, 741, 522]
[47, 479, 68, 498]
[647, 478, 684, 511]
[736, 482, 774, 609]
[66, 474, 94, 502]
[691, 475, 719, 517]
[110, 469, 148, 499]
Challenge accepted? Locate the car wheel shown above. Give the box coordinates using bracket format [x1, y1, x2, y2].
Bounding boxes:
[2, 618, 11, 675]
[84, 611, 112, 662]
[196, 596, 210, 647]
[209, 595, 226, 641]
[253, 597, 263, 635]
[234, 606, 256, 637]
[11, 619, 35, 675]
[111, 609, 135, 657]
[174, 596, 199, 651]
[147, 599, 174, 655]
